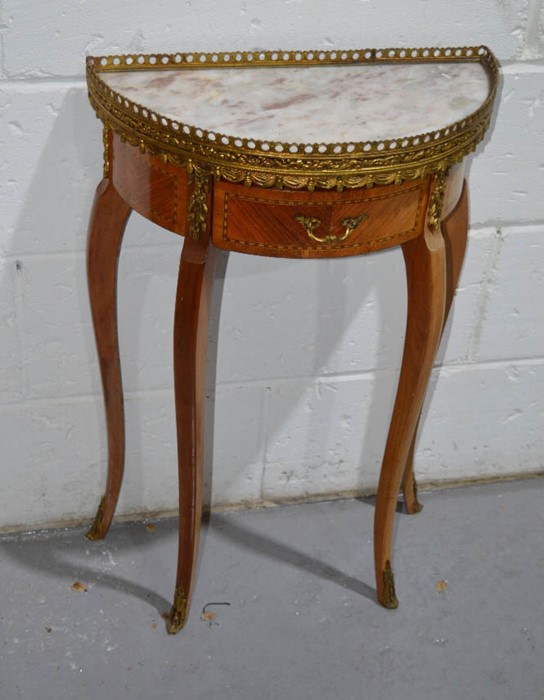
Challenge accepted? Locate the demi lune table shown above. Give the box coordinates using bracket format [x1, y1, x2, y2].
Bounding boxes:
[84, 46, 498, 633]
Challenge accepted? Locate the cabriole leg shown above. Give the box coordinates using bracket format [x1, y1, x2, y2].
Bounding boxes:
[401, 182, 469, 514]
[86, 178, 132, 541]
[374, 221, 447, 608]
[166, 234, 216, 634]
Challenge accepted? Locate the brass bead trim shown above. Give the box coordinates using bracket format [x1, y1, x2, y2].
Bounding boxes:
[86, 46, 498, 192]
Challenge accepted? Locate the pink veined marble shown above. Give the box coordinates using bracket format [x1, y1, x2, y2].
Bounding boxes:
[101, 61, 490, 145]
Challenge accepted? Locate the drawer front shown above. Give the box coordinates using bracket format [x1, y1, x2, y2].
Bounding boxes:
[212, 179, 429, 258]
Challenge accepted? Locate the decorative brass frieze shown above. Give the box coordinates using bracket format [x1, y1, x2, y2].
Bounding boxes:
[86, 46, 499, 192]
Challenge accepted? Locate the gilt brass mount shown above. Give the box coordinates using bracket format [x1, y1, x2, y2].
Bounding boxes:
[295, 212, 368, 243]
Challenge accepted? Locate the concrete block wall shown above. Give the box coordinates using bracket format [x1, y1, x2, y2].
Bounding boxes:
[0, 1, 543, 530]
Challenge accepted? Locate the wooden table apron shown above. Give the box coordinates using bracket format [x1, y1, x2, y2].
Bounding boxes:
[85, 128, 467, 633]
[82, 44, 499, 634]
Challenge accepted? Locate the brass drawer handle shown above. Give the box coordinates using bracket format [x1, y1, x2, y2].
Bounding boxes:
[295, 212, 368, 243]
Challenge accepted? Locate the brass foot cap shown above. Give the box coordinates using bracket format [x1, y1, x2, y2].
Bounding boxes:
[85, 527, 105, 541]
[406, 500, 423, 515]
[166, 609, 187, 635]
[382, 593, 399, 609]
[381, 560, 399, 609]
[85, 496, 107, 540]
[166, 587, 188, 634]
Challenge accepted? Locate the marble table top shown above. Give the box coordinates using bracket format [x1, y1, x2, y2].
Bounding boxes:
[101, 61, 490, 145]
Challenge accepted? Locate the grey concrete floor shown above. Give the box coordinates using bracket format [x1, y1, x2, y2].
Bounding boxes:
[1, 479, 544, 700]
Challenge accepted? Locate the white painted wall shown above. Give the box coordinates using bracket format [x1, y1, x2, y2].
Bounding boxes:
[0, 1, 543, 530]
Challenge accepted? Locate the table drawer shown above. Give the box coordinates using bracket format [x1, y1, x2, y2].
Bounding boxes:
[212, 179, 429, 258]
